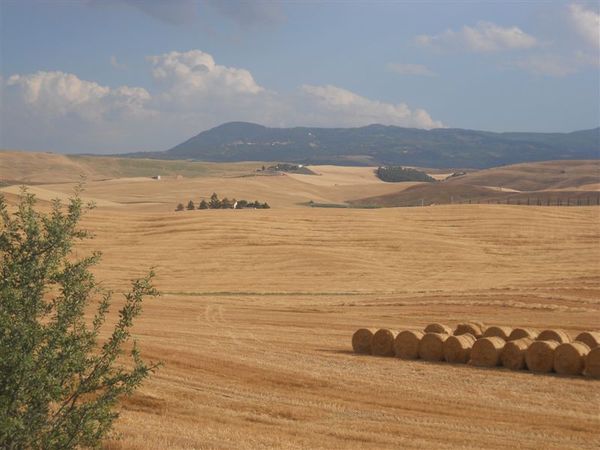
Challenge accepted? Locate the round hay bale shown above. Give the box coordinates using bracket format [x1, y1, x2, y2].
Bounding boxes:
[394, 330, 424, 360]
[418, 332, 448, 361]
[483, 326, 513, 340]
[424, 323, 452, 335]
[526, 340, 559, 373]
[443, 333, 476, 364]
[508, 327, 539, 341]
[454, 323, 483, 338]
[470, 337, 505, 367]
[537, 329, 570, 344]
[584, 347, 600, 378]
[574, 331, 600, 349]
[371, 329, 396, 357]
[352, 328, 374, 354]
[554, 342, 590, 376]
[501, 338, 533, 371]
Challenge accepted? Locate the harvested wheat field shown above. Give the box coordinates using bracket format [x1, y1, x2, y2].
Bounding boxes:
[2, 158, 600, 449]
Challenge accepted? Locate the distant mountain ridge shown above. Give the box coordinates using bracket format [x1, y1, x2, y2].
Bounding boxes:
[133, 122, 599, 169]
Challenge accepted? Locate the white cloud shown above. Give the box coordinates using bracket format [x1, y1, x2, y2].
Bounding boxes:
[5, 71, 152, 120]
[387, 63, 436, 77]
[416, 21, 537, 52]
[569, 3, 600, 48]
[300, 84, 443, 129]
[147, 50, 264, 108]
[511, 50, 599, 77]
[1, 50, 444, 153]
[511, 55, 579, 77]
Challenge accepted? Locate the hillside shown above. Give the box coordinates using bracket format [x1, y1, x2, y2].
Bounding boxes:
[353, 160, 600, 207]
[133, 122, 599, 169]
[0, 150, 264, 184]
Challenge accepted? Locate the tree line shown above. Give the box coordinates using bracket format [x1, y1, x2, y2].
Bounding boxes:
[375, 166, 436, 183]
[176, 192, 270, 211]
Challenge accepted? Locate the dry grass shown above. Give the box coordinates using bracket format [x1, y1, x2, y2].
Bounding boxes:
[3, 155, 600, 449]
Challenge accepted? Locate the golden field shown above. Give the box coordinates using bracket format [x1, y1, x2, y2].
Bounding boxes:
[1, 151, 599, 449]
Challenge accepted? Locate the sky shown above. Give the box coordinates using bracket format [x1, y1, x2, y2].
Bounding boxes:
[0, 0, 598, 154]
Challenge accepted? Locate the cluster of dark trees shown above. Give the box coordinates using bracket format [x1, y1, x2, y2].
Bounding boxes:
[176, 193, 270, 211]
[375, 166, 436, 183]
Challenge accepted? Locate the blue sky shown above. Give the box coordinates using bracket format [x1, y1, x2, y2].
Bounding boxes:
[0, 0, 598, 154]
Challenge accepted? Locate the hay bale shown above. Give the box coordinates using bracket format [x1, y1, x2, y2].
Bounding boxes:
[352, 328, 374, 354]
[537, 329, 570, 344]
[554, 342, 590, 376]
[454, 323, 484, 338]
[443, 333, 476, 364]
[483, 326, 513, 340]
[574, 331, 600, 349]
[394, 330, 424, 360]
[584, 347, 600, 378]
[470, 337, 505, 367]
[418, 333, 448, 361]
[424, 323, 452, 335]
[501, 338, 533, 371]
[371, 329, 396, 357]
[526, 340, 559, 373]
[508, 327, 538, 341]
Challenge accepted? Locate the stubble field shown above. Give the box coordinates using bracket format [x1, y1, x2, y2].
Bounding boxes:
[1, 153, 599, 449]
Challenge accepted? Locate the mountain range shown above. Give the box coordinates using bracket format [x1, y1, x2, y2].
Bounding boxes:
[130, 122, 599, 169]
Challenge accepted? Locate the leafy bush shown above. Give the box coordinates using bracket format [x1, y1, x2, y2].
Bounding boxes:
[0, 189, 159, 449]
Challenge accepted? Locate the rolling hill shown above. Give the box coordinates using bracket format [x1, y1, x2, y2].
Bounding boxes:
[132, 122, 599, 169]
[352, 160, 600, 207]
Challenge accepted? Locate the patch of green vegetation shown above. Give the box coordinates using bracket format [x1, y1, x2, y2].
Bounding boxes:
[68, 155, 263, 178]
[375, 166, 436, 183]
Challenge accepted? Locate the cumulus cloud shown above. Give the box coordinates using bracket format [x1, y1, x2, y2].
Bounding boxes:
[1, 71, 156, 152]
[300, 84, 443, 129]
[569, 3, 600, 48]
[5, 71, 152, 120]
[387, 63, 436, 77]
[416, 21, 537, 52]
[148, 50, 264, 104]
[1, 50, 443, 153]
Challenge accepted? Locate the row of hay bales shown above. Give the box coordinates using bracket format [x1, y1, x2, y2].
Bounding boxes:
[352, 322, 600, 378]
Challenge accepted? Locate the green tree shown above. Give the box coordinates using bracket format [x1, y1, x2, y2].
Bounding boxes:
[262, 202, 271, 209]
[209, 193, 221, 209]
[175, 203, 184, 211]
[198, 200, 208, 210]
[221, 197, 233, 209]
[0, 189, 159, 449]
[186, 200, 195, 210]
